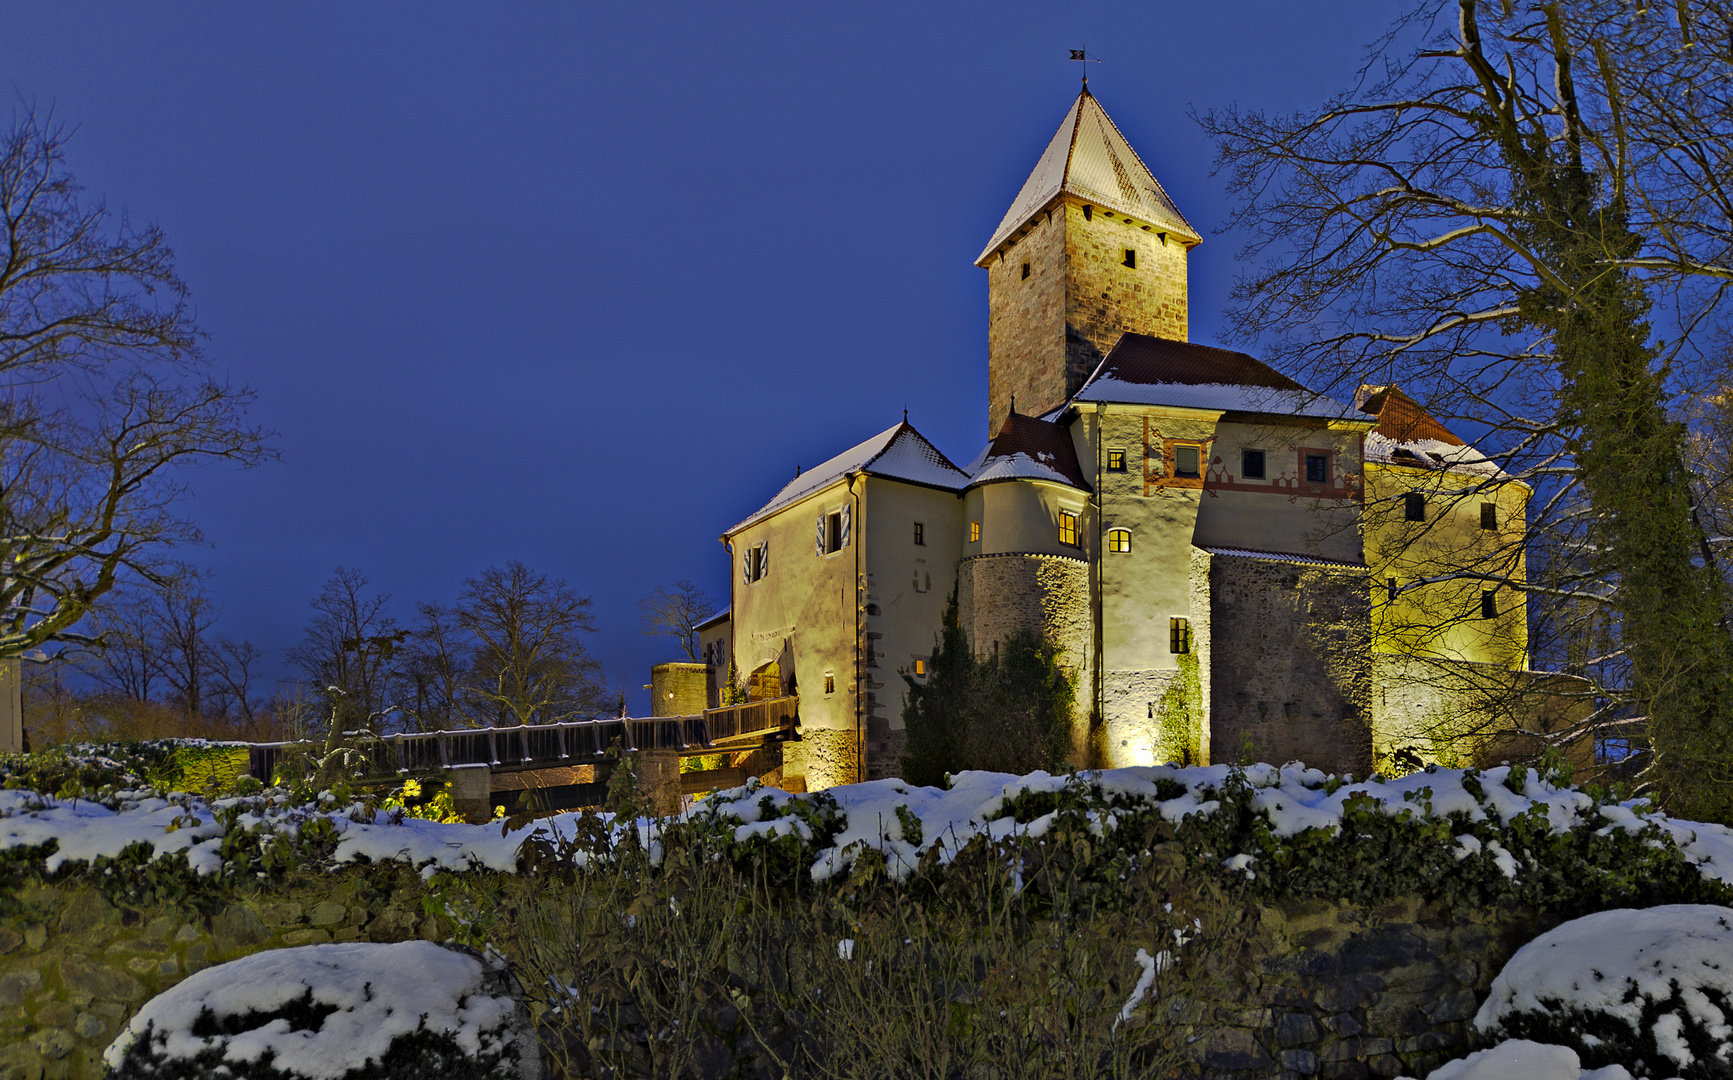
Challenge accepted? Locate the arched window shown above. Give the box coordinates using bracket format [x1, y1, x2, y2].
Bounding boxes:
[1107, 528, 1132, 553]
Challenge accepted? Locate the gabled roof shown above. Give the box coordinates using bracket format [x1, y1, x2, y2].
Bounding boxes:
[1355, 385, 1502, 476]
[1072, 333, 1360, 421]
[977, 87, 1198, 265]
[726, 421, 969, 535]
[966, 410, 1092, 492]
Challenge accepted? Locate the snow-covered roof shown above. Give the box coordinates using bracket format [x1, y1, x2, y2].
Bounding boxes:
[1197, 545, 1366, 569]
[1357, 385, 1503, 477]
[1072, 333, 1361, 421]
[965, 410, 1092, 491]
[727, 422, 969, 535]
[695, 607, 730, 631]
[977, 87, 1198, 265]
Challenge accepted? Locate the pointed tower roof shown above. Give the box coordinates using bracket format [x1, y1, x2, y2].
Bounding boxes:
[977, 86, 1199, 266]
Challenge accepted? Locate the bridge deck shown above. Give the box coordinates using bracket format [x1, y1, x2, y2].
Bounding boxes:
[246, 696, 798, 783]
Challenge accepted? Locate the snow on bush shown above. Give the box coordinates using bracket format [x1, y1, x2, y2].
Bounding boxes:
[1467, 904, 1733, 1079]
[1399, 1038, 1645, 1079]
[104, 941, 530, 1080]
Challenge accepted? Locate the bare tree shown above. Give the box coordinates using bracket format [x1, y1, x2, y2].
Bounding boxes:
[0, 108, 270, 659]
[401, 602, 471, 731]
[284, 567, 406, 733]
[1199, 0, 1733, 817]
[637, 579, 718, 661]
[457, 560, 603, 725]
[153, 572, 217, 723]
[79, 588, 162, 703]
[206, 635, 267, 728]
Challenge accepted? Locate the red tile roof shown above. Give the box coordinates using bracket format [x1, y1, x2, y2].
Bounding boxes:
[1357, 386, 1465, 446]
[1087, 333, 1306, 389]
[972, 410, 1093, 491]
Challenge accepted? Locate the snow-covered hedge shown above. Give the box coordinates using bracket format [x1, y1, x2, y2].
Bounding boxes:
[105, 941, 530, 1080]
[4, 758, 1733, 919]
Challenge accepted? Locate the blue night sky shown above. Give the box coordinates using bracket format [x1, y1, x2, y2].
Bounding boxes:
[4, 2, 1399, 713]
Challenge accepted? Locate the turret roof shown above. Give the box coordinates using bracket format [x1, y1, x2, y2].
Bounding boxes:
[977, 86, 1198, 265]
[965, 409, 1092, 492]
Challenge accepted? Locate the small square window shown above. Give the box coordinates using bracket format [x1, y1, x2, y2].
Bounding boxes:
[1107, 449, 1126, 472]
[1305, 453, 1329, 484]
[1241, 449, 1266, 479]
[913, 659, 927, 676]
[1123, 248, 1136, 268]
[1083, 204, 1092, 221]
[1021, 262, 1030, 280]
[1481, 590, 1498, 620]
[1174, 445, 1201, 478]
[1170, 617, 1192, 654]
[1481, 503, 1497, 530]
[913, 521, 925, 546]
[1404, 492, 1426, 522]
[969, 520, 981, 543]
[1386, 578, 1398, 604]
[1108, 528, 1131, 553]
[1058, 511, 1079, 547]
[824, 672, 835, 694]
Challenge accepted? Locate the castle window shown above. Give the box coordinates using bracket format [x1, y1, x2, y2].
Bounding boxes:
[914, 659, 927, 677]
[1305, 453, 1330, 484]
[1107, 449, 1126, 472]
[1170, 617, 1192, 654]
[744, 542, 769, 582]
[824, 672, 835, 694]
[914, 521, 925, 546]
[1404, 492, 1426, 522]
[1175, 445, 1201, 478]
[1021, 262, 1030, 280]
[1481, 590, 1498, 619]
[1083, 204, 1092, 221]
[1387, 578, 1398, 603]
[1241, 449, 1266, 479]
[1481, 503, 1497, 530]
[1123, 248, 1137, 269]
[969, 520, 981, 543]
[1108, 528, 1132, 553]
[1058, 511, 1080, 547]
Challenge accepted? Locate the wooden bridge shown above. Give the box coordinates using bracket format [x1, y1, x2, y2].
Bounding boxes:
[245, 696, 800, 810]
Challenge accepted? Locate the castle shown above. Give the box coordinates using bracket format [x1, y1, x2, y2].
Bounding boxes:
[693, 85, 1555, 791]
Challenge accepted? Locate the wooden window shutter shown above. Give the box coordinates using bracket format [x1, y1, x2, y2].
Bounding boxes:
[816, 514, 826, 557]
[840, 505, 852, 547]
[758, 541, 769, 578]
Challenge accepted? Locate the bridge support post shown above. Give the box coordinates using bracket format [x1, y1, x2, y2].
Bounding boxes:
[634, 749, 682, 816]
[449, 763, 492, 823]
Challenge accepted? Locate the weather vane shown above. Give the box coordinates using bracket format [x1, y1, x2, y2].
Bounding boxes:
[1069, 47, 1100, 86]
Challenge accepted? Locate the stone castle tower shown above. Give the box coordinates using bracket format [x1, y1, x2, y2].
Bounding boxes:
[976, 84, 1200, 436]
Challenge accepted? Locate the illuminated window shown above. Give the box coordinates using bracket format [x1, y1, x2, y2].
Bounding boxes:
[1404, 492, 1425, 522]
[1481, 503, 1497, 530]
[969, 520, 981, 543]
[1108, 528, 1131, 553]
[914, 659, 927, 676]
[1481, 590, 1498, 619]
[1107, 449, 1126, 472]
[1170, 617, 1192, 654]
[913, 521, 925, 545]
[1241, 449, 1265, 479]
[1021, 262, 1030, 280]
[1058, 511, 1079, 547]
[824, 672, 835, 694]
[1123, 248, 1136, 268]
[1305, 453, 1329, 484]
[1174, 445, 1200, 478]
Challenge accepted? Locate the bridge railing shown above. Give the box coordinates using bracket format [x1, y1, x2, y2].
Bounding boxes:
[246, 697, 799, 782]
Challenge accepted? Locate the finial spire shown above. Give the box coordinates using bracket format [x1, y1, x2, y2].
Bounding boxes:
[903, 407, 908, 424]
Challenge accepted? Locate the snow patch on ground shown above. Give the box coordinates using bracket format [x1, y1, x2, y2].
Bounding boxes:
[1398, 1039, 1636, 1080]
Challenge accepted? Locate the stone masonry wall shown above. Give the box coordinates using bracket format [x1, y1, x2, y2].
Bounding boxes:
[958, 552, 1094, 718]
[0, 866, 451, 1080]
[1187, 894, 1556, 1080]
[1207, 556, 1373, 776]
